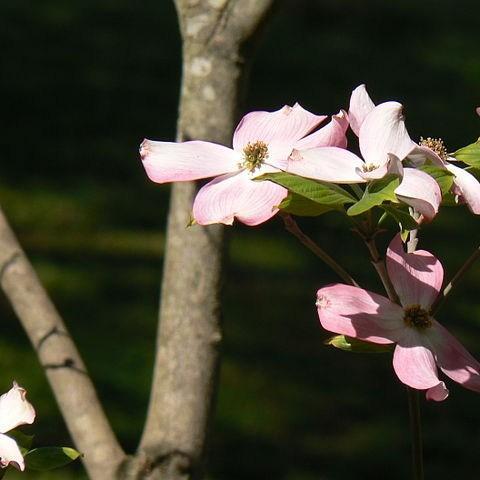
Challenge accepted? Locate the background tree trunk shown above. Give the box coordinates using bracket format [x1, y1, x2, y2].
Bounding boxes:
[137, 1, 275, 479]
[0, 207, 126, 480]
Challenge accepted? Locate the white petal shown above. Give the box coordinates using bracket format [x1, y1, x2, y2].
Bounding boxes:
[287, 147, 366, 184]
[192, 170, 287, 226]
[140, 139, 240, 183]
[348, 84, 375, 136]
[0, 433, 25, 471]
[446, 163, 480, 214]
[394, 168, 441, 221]
[0, 383, 35, 434]
[359, 101, 416, 166]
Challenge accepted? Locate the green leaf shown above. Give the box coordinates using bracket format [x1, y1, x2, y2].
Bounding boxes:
[380, 205, 419, 231]
[452, 141, 480, 167]
[347, 174, 400, 216]
[25, 447, 82, 471]
[419, 164, 454, 195]
[466, 166, 480, 180]
[6, 430, 34, 455]
[441, 192, 459, 207]
[257, 172, 356, 207]
[325, 335, 393, 354]
[278, 193, 336, 216]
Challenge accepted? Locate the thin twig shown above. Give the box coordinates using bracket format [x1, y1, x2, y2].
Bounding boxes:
[431, 245, 480, 314]
[280, 213, 359, 287]
[406, 228, 424, 480]
[407, 387, 424, 480]
[364, 235, 400, 304]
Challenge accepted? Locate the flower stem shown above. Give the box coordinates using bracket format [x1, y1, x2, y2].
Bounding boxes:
[406, 229, 424, 480]
[351, 184, 364, 199]
[407, 387, 424, 480]
[363, 226, 424, 480]
[430, 245, 480, 314]
[364, 235, 400, 304]
[280, 213, 359, 287]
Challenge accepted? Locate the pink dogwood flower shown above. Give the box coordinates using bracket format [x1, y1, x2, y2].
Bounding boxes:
[316, 235, 480, 401]
[0, 382, 35, 471]
[287, 85, 441, 220]
[140, 104, 348, 226]
[408, 135, 480, 215]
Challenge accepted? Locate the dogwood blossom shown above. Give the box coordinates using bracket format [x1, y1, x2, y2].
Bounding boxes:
[286, 85, 441, 220]
[140, 104, 348, 226]
[408, 136, 480, 215]
[316, 235, 480, 401]
[0, 382, 35, 471]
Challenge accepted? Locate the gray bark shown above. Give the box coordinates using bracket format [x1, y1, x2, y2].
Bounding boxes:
[0, 207, 125, 480]
[136, 1, 275, 479]
[0, 2, 275, 479]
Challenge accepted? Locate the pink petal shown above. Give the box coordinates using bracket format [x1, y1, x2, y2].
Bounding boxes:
[407, 145, 446, 168]
[394, 168, 441, 221]
[140, 139, 240, 183]
[476, 107, 480, 117]
[192, 170, 287, 226]
[393, 330, 443, 390]
[287, 147, 366, 184]
[232, 104, 326, 158]
[446, 163, 480, 214]
[0, 383, 35, 434]
[0, 433, 25, 471]
[428, 320, 480, 393]
[316, 284, 404, 344]
[294, 110, 349, 149]
[386, 234, 443, 309]
[359, 101, 416, 166]
[426, 381, 449, 401]
[348, 84, 375, 136]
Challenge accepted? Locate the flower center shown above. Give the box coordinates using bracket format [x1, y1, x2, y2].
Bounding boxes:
[362, 163, 378, 173]
[419, 137, 449, 162]
[403, 304, 432, 330]
[241, 141, 269, 173]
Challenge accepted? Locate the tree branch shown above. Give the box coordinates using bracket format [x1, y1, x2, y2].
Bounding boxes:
[137, 1, 275, 479]
[0, 207, 125, 479]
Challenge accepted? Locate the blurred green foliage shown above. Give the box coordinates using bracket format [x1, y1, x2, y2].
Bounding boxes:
[2, 0, 480, 478]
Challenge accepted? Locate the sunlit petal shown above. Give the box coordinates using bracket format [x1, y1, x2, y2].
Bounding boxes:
[360, 101, 416, 166]
[0, 383, 35, 434]
[287, 147, 366, 183]
[348, 84, 375, 136]
[193, 171, 287, 226]
[316, 284, 404, 344]
[294, 110, 349, 149]
[394, 168, 441, 221]
[140, 139, 240, 183]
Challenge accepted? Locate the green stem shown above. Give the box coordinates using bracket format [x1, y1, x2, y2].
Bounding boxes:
[431, 245, 480, 314]
[280, 213, 359, 287]
[407, 387, 424, 480]
[351, 183, 364, 199]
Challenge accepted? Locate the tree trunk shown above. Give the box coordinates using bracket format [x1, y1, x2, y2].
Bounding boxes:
[0, 207, 125, 479]
[136, 1, 275, 479]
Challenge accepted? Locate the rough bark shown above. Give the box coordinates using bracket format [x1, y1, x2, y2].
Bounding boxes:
[0, 207, 125, 480]
[0, 2, 275, 479]
[136, 1, 275, 479]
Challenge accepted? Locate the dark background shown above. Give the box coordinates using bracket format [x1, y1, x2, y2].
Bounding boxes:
[2, 0, 480, 478]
